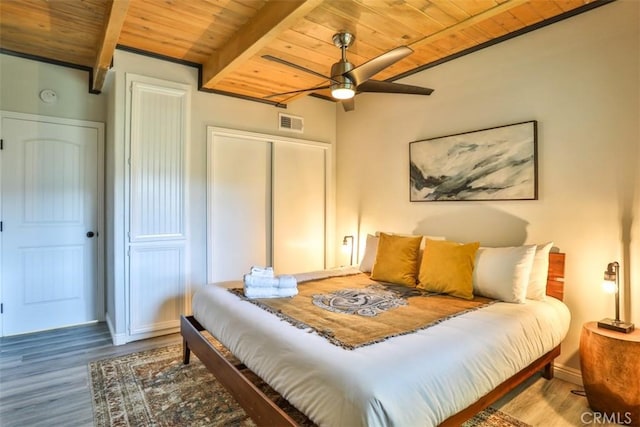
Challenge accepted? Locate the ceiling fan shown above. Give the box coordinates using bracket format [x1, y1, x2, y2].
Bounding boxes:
[262, 32, 434, 111]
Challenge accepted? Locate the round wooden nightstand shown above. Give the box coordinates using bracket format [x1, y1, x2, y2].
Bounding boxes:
[579, 321, 640, 425]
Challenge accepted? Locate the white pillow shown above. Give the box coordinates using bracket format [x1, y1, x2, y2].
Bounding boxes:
[472, 245, 537, 303]
[359, 234, 379, 273]
[526, 242, 553, 301]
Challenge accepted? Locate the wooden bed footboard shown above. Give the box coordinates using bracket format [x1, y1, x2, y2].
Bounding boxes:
[181, 315, 298, 427]
[182, 252, 566, 426]
[182, 314, 561, 427]
[439, 345, 560, 426]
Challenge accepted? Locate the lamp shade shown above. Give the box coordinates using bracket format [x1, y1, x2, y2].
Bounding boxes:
[601, 279, 617, 294]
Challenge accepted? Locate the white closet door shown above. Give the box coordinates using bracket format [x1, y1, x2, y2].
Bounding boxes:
[209, 136, 271, 282]
[128, 243, 185, 334]
[129, 81, 187, 242]
[273, 143, 326, 274]
[127, 75, 190, 338]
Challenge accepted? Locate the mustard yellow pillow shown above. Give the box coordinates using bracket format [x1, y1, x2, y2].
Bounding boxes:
[417, 239, 480, 299]
[371, 233, 422, 286]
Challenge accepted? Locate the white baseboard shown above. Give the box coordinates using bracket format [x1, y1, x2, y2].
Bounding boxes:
[555, 363, 583, 386]
[126, 326, 180, 343]
[106, 313, 128, 346]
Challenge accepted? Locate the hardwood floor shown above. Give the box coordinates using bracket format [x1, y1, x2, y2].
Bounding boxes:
[0, 322, 617, 426]
[0, 323, 181, 427]
[493, 374, 620, 427]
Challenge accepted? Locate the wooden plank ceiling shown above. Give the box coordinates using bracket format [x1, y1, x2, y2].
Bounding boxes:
[0, 0, 606, 105]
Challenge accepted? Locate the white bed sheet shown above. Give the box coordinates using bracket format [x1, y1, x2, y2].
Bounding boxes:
[192, 268, 570, 427]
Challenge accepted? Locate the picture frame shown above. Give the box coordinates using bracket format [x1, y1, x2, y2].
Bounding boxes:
[409, 120, 538, 201]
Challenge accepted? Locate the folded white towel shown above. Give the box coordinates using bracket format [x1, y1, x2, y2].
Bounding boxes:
[244, 286, 298, 299]
[278, 287, 298, 298]
[244, 286, 277, 298]
[250, 266, 274, 277]
[243, 271, 298, 298]
[277, 275, 297, 289]
[243, 275, 279, 288]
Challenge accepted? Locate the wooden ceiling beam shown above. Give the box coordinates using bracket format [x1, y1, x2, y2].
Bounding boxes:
[201, 0, 324, 88]
[409, 0, 530, 50]
[92, 0, 130, 93]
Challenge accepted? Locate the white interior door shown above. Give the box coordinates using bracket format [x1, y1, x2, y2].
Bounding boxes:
[209, 135, 272, 282]
[1, 115, 100, 336]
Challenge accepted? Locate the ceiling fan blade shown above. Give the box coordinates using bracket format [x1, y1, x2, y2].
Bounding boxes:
[262, 55, 340, 84]
[357, 80, 434, 95]
[341, 98, 355, 112]
[263, 85, 331, 99]
[345, 46, 413, 85]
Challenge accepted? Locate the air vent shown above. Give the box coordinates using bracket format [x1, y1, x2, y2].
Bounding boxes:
[278, 113, 304, 133]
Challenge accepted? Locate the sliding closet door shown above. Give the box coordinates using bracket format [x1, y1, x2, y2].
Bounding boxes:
[207, 127, 328, 282]
[272, 143, 325, 274]
[209, 136, 272, 282]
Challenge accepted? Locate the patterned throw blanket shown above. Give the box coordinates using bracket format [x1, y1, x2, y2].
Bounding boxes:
[230, 273, 495, 349]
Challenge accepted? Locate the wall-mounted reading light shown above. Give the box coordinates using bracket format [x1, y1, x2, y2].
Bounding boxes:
[342, 235, 354, 266]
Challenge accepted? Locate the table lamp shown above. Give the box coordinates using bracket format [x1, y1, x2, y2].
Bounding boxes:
[597, 261, 635, 333]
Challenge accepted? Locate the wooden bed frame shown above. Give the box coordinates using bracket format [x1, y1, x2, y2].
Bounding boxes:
[181, 252, 566, 427]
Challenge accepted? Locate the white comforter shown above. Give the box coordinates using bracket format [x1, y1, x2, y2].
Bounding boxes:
[192, 268, 570, 427]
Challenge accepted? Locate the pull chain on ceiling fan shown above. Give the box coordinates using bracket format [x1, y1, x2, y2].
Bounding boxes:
[262, 32, 434, 111]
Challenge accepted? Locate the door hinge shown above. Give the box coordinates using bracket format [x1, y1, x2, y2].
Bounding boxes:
[0, 221, 3, 232]
[1, 303, 3, 314]
[1, 139, 3, 150]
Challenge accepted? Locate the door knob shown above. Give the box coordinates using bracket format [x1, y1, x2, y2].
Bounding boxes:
[86, 231, 95, 238]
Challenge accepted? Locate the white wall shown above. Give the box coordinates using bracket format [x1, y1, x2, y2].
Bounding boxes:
[336, 0, 640, 377]
[0, 55, 106, 121]
[103, 50, 337, 339]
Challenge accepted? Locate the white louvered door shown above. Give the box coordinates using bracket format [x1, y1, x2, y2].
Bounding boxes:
[126, 75, 190, 338]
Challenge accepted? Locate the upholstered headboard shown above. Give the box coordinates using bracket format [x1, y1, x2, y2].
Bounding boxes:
[546, 252, 565, 301]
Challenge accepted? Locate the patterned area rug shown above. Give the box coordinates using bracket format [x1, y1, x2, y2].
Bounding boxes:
[89, 341, 530, 427]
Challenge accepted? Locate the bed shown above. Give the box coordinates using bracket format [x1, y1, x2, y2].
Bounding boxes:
[182, 238, 569, 426]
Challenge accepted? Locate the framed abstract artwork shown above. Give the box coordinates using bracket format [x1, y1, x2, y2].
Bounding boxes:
[409, 121, 538, 201]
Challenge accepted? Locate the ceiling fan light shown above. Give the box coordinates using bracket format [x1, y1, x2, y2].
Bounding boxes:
[331, 86, 355, 100]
